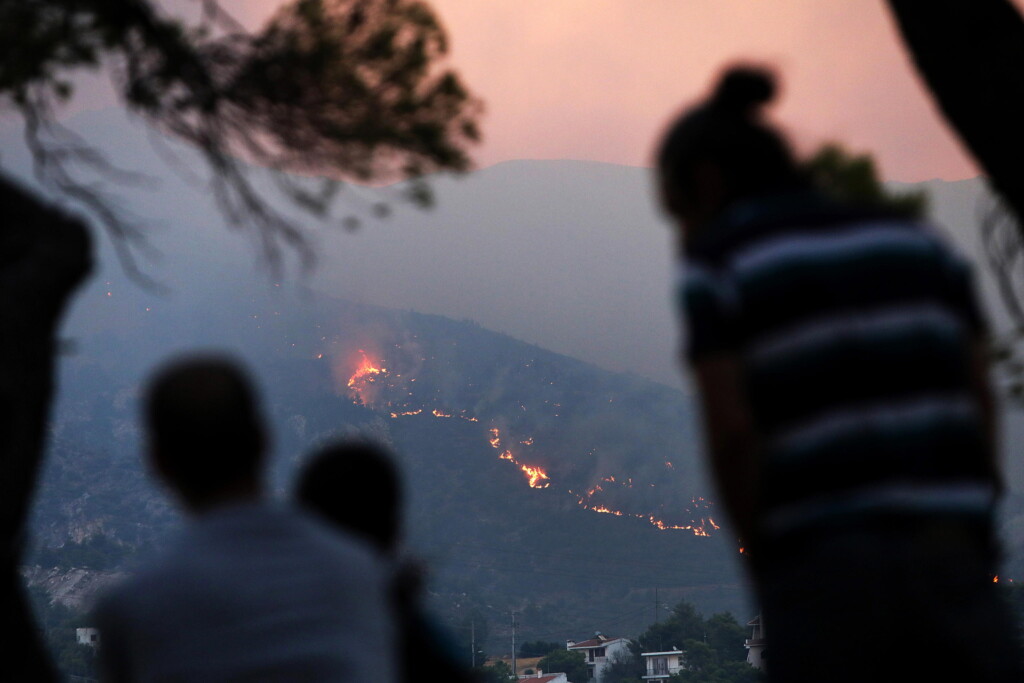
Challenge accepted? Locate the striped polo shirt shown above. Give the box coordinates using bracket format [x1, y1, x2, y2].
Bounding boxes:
[679, 191, 995, 539]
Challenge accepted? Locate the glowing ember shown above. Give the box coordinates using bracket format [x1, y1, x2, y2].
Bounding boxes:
[432, 409, 452, 417]
[488, 428, 501, 449]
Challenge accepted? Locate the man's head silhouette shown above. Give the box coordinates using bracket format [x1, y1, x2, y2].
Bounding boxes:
[144, 355, 265, 512]
[297, 440, 404, 555]
[656, 65, 805, 239]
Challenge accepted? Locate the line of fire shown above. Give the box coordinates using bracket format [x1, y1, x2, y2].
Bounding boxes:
[344, 347, 720, 537]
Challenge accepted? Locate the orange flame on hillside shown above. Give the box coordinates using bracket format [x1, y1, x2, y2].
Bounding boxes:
[572, 490, 717, 537]
[520, 464, 551, 488]
[337, 342, 712, 530]
[487, 428, 551, 488]
[347, 350, 386, 404]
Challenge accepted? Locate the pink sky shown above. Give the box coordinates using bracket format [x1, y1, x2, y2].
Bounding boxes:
[225, 1, 1023, 182]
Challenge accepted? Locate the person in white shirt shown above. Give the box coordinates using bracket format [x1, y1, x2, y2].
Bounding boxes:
[95, 355, 397, 683]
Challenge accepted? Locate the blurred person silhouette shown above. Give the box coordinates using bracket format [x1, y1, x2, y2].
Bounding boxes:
[296, 440, 475, 683]
[94, 356, 397, 683]
[656, 65, 1021, 682]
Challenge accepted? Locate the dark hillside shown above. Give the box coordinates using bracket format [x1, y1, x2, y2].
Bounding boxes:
[27, 293, 745, 653]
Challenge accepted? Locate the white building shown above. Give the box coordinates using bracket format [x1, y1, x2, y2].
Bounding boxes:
[640, 648, 686, 680]
[566, 633, 630, 683]
[76, 627, 100, 647]
[745, 615, 766, 671]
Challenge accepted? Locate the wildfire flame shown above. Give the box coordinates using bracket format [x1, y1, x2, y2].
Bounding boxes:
[347, 350, 386, 404]
[588, 505, 623, 516]
[520, 464, 551, 488]
[338, 343, 713, 531]
[486, 428, 551, 487]
[572, 490, 717, 537]
[647, 516, 711, 536]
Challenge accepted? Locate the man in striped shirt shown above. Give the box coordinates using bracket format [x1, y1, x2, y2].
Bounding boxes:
[657, 66, 1020, 681]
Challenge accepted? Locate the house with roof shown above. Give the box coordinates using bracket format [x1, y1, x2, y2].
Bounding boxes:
[76, 627, 100, 647]
[566, 633, 630, 683]
[640, 647, 686, 680]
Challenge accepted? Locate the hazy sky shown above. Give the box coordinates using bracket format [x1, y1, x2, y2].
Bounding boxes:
[214, 0, 1024, 183]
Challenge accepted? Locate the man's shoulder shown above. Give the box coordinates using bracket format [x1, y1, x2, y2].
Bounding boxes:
[93, 502, 398, 682]
[189, 501, 384, 573]
[97, 503, 384, 614]
[688, 195, 934, 266]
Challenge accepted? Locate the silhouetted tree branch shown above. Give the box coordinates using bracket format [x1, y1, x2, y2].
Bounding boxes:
[1, 0, 481, 266]
[886, 0, 1024, 404]
[978, 199, 1024, 404]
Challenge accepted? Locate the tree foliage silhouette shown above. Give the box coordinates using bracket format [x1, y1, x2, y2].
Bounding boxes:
[803, 143, 926, 219]
[1, 0, 481, 266]
[537, 649, 588, 683]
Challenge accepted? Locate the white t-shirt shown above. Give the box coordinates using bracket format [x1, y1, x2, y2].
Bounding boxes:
[95, 501, 397, 683]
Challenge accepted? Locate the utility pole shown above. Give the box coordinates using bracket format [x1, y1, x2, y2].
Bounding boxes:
[471, 620, 477, 668]
[655, 587, 662, 652]
[511, 611, 518, 678]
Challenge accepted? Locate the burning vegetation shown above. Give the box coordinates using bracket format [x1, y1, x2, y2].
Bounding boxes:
[347, 350, 386, 405]
[572, 480, 720, 537]
[340, 341, 713, 535]
[486, 427, 550, 489]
